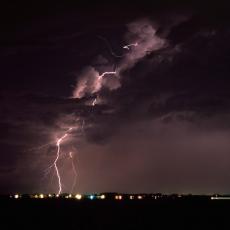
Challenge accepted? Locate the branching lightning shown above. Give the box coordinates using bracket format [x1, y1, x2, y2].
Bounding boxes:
[36, 19, 161, 195]
[47, 127, 73, 195]
[25, 141, 56, 153]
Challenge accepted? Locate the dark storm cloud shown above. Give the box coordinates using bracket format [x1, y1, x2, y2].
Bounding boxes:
[1, 1, 230, 193]
[108, 20, 230, 120]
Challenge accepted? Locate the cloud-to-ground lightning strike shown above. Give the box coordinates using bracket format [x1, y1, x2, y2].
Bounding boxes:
[46, 33, 137, 193]
[48, 127, 73, 195]
[47, 34, 136, 192]
[69, 152, 78, 193]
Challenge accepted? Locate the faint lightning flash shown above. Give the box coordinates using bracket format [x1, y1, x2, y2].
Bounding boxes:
[48, 127, 73, 195]
[25, 141, 56, 153]
[81, 119, 85, 133]
[123, 42, 138, 50]
[97, 35, 124, 58]
[92, 97, 97, 106]
[97, 35, 138, 58]
[69, 152, 78, 193]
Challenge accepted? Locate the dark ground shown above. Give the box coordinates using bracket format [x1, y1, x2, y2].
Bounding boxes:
[0, 197, 229, 229]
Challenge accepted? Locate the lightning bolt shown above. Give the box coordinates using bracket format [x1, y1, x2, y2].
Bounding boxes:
[97, 35, 138, 59]
[81, 119, 85, 133]
[36, 27, 141, 195]
[92, 97, 97, 106]
[25, 141, 56, 153]
[69, 152, 78, 193]
[97, 35, 125, 58]
[123, 42, 138, 50]
[92, 71, 116, 107]
[98, 71, 117, 79]
[47, 127, 73, 195]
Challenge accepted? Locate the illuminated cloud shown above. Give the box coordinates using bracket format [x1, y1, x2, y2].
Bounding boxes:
[72, 18, 166, 99]
[72, 66, 102, 98]
[119, 18, 166, 72]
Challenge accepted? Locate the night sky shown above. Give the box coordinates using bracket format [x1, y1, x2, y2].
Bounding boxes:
[1, 1, 230, 194]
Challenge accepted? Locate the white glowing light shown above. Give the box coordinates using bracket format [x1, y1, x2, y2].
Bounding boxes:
[129, 195, 134, 200]
[100, 194, 106, 199]
[14, 194, 19, 199]
[115, 195, 122, 200]
[211, 196, 230, 200]
[39, 194, 44, 199]
[137, 195, 143, 200]
[75, 194, 82, 200]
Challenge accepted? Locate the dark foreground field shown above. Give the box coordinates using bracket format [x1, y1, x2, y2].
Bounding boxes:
[0, 197, 229, 229]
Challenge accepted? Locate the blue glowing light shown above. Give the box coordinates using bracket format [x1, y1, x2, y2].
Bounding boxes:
[89, 195, 95, 200]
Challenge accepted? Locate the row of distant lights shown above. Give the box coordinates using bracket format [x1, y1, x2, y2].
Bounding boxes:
[13, 194, 147, 200]
[13, 193, 230, 201]
[115, 195, 143, 200]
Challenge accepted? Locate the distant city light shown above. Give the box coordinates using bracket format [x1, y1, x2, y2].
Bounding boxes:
[115, 195, 122, 200]
[8, 193, 221, 202]
[100, 194, 106, 199]
[89, 195, 95, 200]
[211, 196, 230, 200]
[75, 194, 82, 200]
[39, 194, 44, 199]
